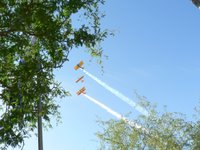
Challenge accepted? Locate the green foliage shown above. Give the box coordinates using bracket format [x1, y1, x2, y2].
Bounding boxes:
[191, 121, 200, 150]
[96, 96, 200, 150]
[0, 0, 107, 149]
[191, 103, 200, 149]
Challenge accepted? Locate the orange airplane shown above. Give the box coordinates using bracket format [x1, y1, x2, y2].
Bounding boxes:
[76, 87, 86, 95]
[74, 61, 84, 70]
[75, 76, 84, 83]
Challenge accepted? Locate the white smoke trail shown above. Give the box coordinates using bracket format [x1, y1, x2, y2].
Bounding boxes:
[82, 94, 144, 130]
[81, 69, 149, 116]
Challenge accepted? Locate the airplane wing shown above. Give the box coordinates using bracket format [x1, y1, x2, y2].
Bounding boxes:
[79, 61, 84, 67]
[74, 65, 79, 70]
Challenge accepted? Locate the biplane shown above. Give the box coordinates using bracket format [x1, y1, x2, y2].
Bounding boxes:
[192, 0, 200, 8]
[76, 87, 86, 95]
[75, 76, 84, 83]
[74, 61, 84, 70]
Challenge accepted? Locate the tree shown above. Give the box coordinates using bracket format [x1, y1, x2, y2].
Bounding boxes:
[0, 0, 108, 149]
[191, 104, 200, 149]
[191, 121, 200, 149]
[96, 95, 199, 150]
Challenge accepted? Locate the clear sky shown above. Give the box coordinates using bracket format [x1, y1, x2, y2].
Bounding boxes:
[11, 1, 200, 150]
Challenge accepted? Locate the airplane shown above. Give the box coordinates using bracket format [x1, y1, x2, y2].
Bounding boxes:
[192, 0, 200, 8]
[76, 87, 86, 95]
[74, 61, 84, 70]
[75, 76, 84, 83]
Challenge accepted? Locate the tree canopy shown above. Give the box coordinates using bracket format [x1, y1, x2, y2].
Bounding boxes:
[0, 0, 107, 149]
[96, 96, 200, 150]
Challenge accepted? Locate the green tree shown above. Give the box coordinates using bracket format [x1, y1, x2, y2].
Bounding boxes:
[191, 104, 200, 149]
[191, 121, 200, 149]
[96, 96, 199, 150]
[0, 0, 108, 149]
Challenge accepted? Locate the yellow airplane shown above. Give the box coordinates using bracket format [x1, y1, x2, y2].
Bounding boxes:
[76, 87, 86, 95]
[74, 61, 84, 70]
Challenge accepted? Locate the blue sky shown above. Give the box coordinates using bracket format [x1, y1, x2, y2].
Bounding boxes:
[12, 1, 200, 150]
